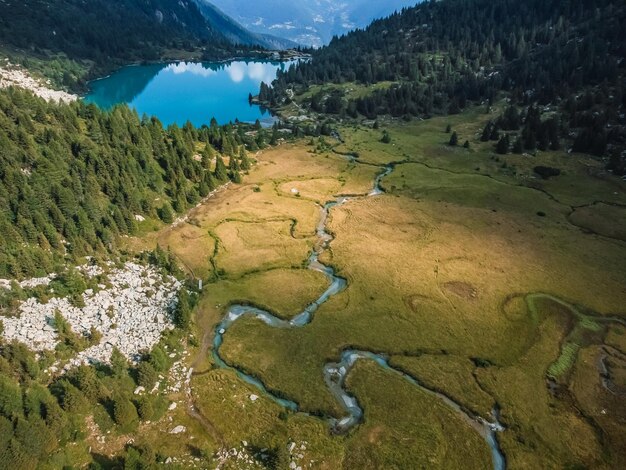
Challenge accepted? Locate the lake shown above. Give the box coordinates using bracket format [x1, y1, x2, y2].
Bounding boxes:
[84, 60, 295, 127]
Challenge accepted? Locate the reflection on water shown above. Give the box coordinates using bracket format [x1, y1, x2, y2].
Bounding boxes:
[84, 60, 296, 126]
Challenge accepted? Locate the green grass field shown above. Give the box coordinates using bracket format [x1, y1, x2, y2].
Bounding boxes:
[123, 106, 626, 468]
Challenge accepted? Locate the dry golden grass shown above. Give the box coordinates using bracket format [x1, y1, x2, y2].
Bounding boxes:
[214, 219, 311, 277]
[210, 122, 625, 466]
[278, 178, 344, 203]
[127, 108, 626, 467]
[158, 222, 216, 279]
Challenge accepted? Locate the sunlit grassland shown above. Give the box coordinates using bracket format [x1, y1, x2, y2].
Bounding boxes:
[388, 354, 495, 418]
[570, 345, 626, 469]
[295, 81, 396, 102]
[475, 314, 604, 469]
[343, 361, 492, 469]
[125, 105, 626, 468]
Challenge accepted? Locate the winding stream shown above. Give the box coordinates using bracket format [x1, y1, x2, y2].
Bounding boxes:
[212, 163, 506, 469]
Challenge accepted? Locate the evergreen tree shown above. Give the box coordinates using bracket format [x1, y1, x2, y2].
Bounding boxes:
[173, 289, 193, 329]
[240, 147, 251, 171]
[481, 121, 493, 142]
[214, 156, 228, 182]
[0, 376, 22, 418]
[496, 135, 511, 154]
[112, 395, 139, 431]
[269, 127, 279, 146]
[136, 362, 158, 389]
[158, 203, 175, 224]
[110, 347, 129, 379]
[449, 131, 458, 146]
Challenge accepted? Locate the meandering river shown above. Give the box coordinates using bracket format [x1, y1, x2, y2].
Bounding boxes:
[212, 161, 507, 470]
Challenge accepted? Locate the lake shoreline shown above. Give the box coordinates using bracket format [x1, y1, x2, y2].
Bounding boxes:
[83, 51, 309, 90]
[83, 58, 299, 126]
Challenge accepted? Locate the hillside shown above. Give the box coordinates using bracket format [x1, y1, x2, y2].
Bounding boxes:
[0, 0, 285, 90]
[0, 87, 261, 280]
[267, 0, 626, 174]
[192, 0, 297, 50]
[0, 0, 225, 58]
[210, 0, 420, 47]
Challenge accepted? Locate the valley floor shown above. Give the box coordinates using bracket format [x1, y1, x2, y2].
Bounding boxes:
[125, 107, 626, 469]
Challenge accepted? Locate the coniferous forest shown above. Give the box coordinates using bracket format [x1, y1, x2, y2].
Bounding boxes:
[263, 0, 626, 173]
[0, 0, 260, 89]
[0, 88, 260, 279]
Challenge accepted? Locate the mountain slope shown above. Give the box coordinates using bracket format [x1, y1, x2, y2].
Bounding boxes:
[192, 0, 297, 50]
[0, 0, 228, 61]
[269, 0, 626, 173]
[0, 87, 259, 279]
[210, 0, 420, 47]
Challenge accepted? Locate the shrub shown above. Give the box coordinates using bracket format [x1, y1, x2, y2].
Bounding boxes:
[533, 166, 561, 179]
[136, 362, 157, 389]
[56, 380, 88, 414]
[448, 131, 458, 146]
[112, 395, 139, 431]
[135, 395, 157, 421]
[0, 375, 23, 418]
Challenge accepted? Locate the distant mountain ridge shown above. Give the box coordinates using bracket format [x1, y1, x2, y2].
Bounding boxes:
[209, 0, 421, 47]
[192, 0, 298, 50]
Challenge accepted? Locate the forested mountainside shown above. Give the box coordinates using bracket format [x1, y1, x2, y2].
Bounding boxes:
[0, 0, 280, 89]
[192, 0, 297, 50]
[209, 0, 420, 47]
[0, 0, 226, 60]
[0, 88, 266, 280]
[265, 0, 626, 173]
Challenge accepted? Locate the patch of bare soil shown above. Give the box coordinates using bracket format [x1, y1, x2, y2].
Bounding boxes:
[443, 281, 478, 300]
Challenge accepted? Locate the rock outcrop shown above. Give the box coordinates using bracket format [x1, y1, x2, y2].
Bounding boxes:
[1, 262, 181, 370]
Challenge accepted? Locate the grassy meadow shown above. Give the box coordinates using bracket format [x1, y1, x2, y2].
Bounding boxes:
[124, 105, 626, 468]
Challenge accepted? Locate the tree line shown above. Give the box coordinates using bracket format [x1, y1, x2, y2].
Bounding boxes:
[262, 0, 626, 174]
[0, 87, 268, 279]
[0, 0, 253, 89]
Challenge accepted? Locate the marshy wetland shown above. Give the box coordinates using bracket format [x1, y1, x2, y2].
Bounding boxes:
[127, 106, 626, 469]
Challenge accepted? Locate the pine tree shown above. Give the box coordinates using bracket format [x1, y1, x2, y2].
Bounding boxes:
[449, 131, 458, 146]
[0, 375, 23, 418]
[173, 289, 192, 329]
[157, 202, 175, 224]
[214, 156, 228, 182]
[269, 127, 279, 146]
[112, 395, 139, 431]
[496, 135, 510, 154]
[136, 362, 157, 388]
[110, 347, 128, 378]
[239, 147, 251, 171]
[481, 121, 493, 142]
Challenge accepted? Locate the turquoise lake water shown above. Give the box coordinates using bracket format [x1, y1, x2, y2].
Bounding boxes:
[84, 60, 294, 126]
